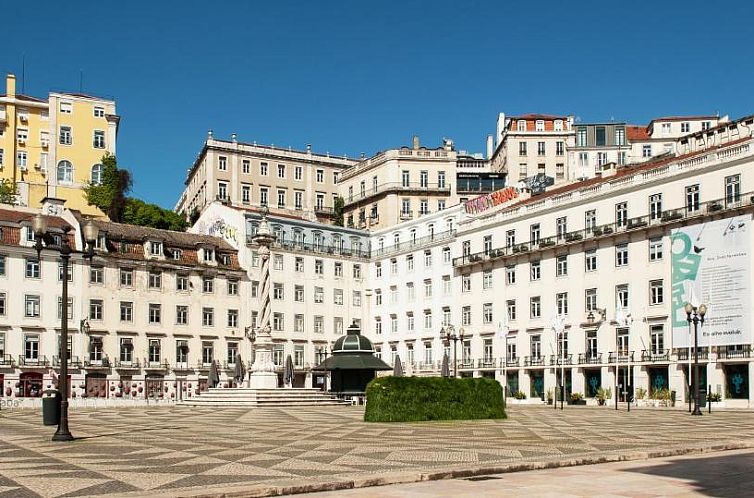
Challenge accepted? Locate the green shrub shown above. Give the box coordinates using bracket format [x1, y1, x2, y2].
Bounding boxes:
[364, 376, 506, 423]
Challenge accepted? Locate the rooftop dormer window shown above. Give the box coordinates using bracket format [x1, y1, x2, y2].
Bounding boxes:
[149, 241, 163, 256]
[172, 249, 182, 260]
[554, 120, 563, 131]
[219, 253, 231, 265]
[535, 120, 545, 131]
[203, 247, 215, 262]
[94, 233, 106, 250]
[517, 120, 527, 132]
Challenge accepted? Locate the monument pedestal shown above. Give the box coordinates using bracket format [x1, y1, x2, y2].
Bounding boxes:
[248, 326, 278, 389]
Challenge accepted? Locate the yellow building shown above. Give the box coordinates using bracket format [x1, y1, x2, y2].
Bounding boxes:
[0, 73, 119, 215]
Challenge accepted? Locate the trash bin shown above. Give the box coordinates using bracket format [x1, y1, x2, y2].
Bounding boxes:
[42, 390, 61, 426]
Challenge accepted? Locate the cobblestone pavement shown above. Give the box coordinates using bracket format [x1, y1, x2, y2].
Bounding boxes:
[305, 448, 754, 497]
[1, 406, 754, 497]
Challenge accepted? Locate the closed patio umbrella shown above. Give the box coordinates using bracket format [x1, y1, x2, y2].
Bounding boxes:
[440, 353, 450, 378]
[208, 360, 220, 388]
[393, 355, 404, 377]
[284, 355, 295, 387]
[233, 355, 245, 385]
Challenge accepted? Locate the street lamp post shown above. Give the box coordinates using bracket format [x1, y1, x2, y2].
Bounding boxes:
[440, 325, 464, 377]
[34, 214, 98, 442]
[551, 315, 565, 411]
[685, 302, 707, 416]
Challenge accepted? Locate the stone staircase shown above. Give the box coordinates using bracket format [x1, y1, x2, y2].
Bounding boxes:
[178, 387, 351, 407]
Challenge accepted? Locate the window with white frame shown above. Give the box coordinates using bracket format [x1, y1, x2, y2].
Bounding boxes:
[530, 296, 541, 319]
[273, 282, 284, 300]
[616, 284, 629, 308]
[649, 237, 663, 261]
[585, 249, 597, 271]
[556, 292, 568, 315]
[314, 286, 324, 303]
[615, 244, 629, 266]
[649, 193, 663, 221]
[461, 274, 471, 292]
[483, 270, 492, 289]
[556, 255, 568, 276]
[462, 306, 471, 326]
[530, 260, 541, 281]
[649, 279, 664, 305]
[59, 126, 72, 145]
[353, 290, 361, 306]
[483, 303, 493, 324]
[506, 265, 516, 284]
[585, 288, 597, 312]
[202, 307, 214, 326]
[93, 130, 105, 149]
[506, 299, 516, 321]
[25, 294, 41, 317]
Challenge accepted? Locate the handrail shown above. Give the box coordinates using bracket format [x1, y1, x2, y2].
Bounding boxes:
[344, 182, 451, 207]
[372, 230, 456, 258]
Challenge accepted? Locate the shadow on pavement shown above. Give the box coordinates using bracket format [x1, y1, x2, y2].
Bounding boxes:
[622, 451, 754, 497]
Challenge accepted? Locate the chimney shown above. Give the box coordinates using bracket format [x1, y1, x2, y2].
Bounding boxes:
[207, 129, 214, 140]
[230, 133, 237, 143]
[486, 134, 494, 159]
[6, 74, 16, 98]
[496, 113, 506, 145]
[306, 144, 312, 154]
[412, 135, 420, 150]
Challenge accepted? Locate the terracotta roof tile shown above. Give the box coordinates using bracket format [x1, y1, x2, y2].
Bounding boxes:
[626, 125, 650, 141]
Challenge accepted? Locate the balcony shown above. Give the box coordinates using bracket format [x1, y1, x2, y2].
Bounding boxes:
[675, 349, 709, 361]
[344, 182, 451, 208]
[143, 359, 170, 371]
[314, 206, 336, 216]
[399, 211, 413, 221]
[477, 358, 496, 369]
[578, 353, 602, 365]
[453, 190, 754, 268]
[53, 356, 82, 368]
[114, 359, 141, 370]
[246, 236, 371, 260]
[505, 357, 519, 367]
[84, 357, 111, 369]
[524, 356, 544, 367]
[717, 346, 752, 360]
[458, 358, 475, 369]
[372, 229, 456, 259]
[641, 349, 670, 362]
[549, 354, 573, 366]
[18, 356, 49, 367]
[0, 354, 15, 367]
[174, 361, 193, 371]
[608, 351, 635, 363]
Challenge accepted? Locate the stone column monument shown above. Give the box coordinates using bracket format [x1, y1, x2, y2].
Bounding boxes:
[248, 211, 279, 389]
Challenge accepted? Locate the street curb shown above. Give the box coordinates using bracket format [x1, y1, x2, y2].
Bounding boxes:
[109, 440, 754, 498]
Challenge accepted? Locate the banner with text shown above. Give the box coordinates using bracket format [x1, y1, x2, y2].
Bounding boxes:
[671, 215, 751, 347]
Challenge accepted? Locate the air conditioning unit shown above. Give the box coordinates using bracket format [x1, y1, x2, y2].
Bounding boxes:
[17, 139, 25, 146]
[40, 139, 49, 148]
[19, 114, 28, 122]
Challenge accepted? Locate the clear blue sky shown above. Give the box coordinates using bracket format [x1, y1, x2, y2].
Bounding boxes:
[3, 1, 753, 209]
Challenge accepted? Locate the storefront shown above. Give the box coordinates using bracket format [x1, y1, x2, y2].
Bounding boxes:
[584, 369, 601, 398]
[19, 372, 43, 397]
[725, 364, 749, 399]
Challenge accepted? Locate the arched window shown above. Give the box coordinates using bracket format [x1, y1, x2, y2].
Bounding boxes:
[90, 164, 103, 185]
[57, 161, 73, 184]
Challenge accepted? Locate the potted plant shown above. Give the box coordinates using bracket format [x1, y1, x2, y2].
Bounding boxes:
[546, 388, 554, 405]
[569, 392, 586, 405]
[513, 390, 527, 400]
[596, 387, 612, 406]
[707, 392, 723, 408]
[603, 227, 614, 234]
[709, 202, 723, 212]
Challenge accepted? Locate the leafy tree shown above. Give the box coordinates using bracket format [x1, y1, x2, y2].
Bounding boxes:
[84, 153, 132, 222]
[0, 180, 18, 205]
[333, 195, 345, 227]
[188, 207, 201, 226]
[123, 198, 189, 232]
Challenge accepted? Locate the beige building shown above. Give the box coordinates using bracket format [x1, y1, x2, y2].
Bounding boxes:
[626, 115, 728, 164]
[490, 113, 575, 183]
[337, 136, 458, 230]
[175, 133, 356, 223]
[0, 74, 119, 215]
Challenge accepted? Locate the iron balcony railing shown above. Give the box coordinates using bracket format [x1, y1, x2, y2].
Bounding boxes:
[477, 358, 496, 368]
[717, 346, 752, 359]
[53, 356, 82, 368]
[524, 355, 545, 367]
[641, 349, 670, 362]
[246, 236, 371, 260]
[505, 357, 519, 367]
[143, 359, 170, 370]
[675, 348, 709, 361]
[84, 357, 111, 368]
[18, 355, 49, 367]
[578, 353, 602, 365]
[454, 190, 754, 268]
[608, 351, 635, 363]
[0, 354, 14, 367]
[549, 354, 573, 366]
[114, 359, 141, 369]
[372, 229, 456, 258]
[173, 361, 193, 370]
[344, 182, 451, 208]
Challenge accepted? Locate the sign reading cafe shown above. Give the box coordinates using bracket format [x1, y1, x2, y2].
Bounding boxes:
[671, 215, 752, 347]
[464, 186, 521, 215]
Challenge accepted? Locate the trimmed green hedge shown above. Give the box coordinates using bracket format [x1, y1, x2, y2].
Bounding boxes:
[364, 376, 506, 422]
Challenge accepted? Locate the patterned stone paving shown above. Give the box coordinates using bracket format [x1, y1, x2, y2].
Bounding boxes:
[1, 405, 754, 497]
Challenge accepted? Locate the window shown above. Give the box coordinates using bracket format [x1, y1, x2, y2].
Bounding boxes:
[200, 342, 213, 364]
[313, 315, 324, 334]
[273, 312, 284, 331]
[615, 202, 628, 227]
[556, 141, 564, 156]
[649, 193, 662, 221]
[149, 304, 162, 324]
[148, 270, 162, 289]
[314, 286, 324, 303]
[273, 283, 284, 300]
[649, 237, 663, 261]
[260, 162, 268, 175]
[556, 217, 567, 239]
[615, 244, 629, 266]
[177, 274, 189, 291]
[276, 189, 286, 208]
[202, 276, 214, 293]
[25, 295, 41, 317]
[273, 254, 283, 271]
[334, 289, 344, 305]
[259, 187, 268, 206]
[483, 270, 493, 289]
[597, 152, 608, 166]
[535, 120, 545, 131]
[227, 279, 238, 295]
[176, 305, 188, 325]
[93, 130, 105, 149]
[483, 235, 493, 255]
[506, 300, 516, 321]
[556, 292, 568, 315]
[649, 279, 664, 305]
[353, 291, 361, 307]
[505, 230, 516, 248]
[419, 170, 428, 188]
[595, 126, 606, 146]
[293, 190, 302, 209]
[419, 199, 428, 215]
[517, 120, 527, 131]
[242, 159, 250, 174]
[60, 101, 72, 114]
[120, 338, 133, 362]
[442, 247, 451, 264]
[530, 297, 541, 319]
[59, 126, 72, 145]
[316, 169, 324, 183]
[584, 210, 597, 232]
[118, 268, 132, 286]
[424, 279, 433, 298]
[203, 247, 215, 262]
[650, 325, 665, 354]
[87, 265, 103, 284]
[506, 265, 516, 284]
[530, 261, 541, 281]
[438, 171, 446, 188]
[91, 164, 103, 185]
[120, 301, 133, 322]
[462, 306, 471, 326]
[584, 249, 597, 271]
[374, 318, 382, 335]
[519, 142, 527, 156]
[585, 288, 597, 312]
[424, 250, 432, 267]
[353, 263, 362, 279]
[294, 314, 304, 333]
[483, 303, 493, 324]
[406, 283, 415, 301]
[615, 127, 626, 146]
[94, 106, 105, 118]
[315, 259, 323, 275]
[25, 258, 40, 278]
[461, 274, 471, 292]
[555, 163, 564, 179]
[277, 164, 285, 178]
[424, 311, 432, 331]
[519, 163, 527, 178]
[24, 334, 39, 360]
[202, 307, 214, 326]
[537, 141, 545, 156]
[294, 165, 302, 180]
[56, 160, 73, 184]
[242, 185, 251, 204]
[577, 127, 587, 147]
[556, 255, 568, 276]
[375, 262, 382, 278]
[685, 184, 700, 212]
[725, 174, 741, 205]
[530, 223, 540, 245]
[681, 122, 690, 133]
[616, 284, 629, 308]
[642, 145, 652, 158]
[57, 297, 73, 320]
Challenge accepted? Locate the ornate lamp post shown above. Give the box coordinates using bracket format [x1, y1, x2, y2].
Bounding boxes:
[685, 302, 707, 416]
[34, 214, 97, 441]
[440, 325, 464, 377]
[551, 315, 566, 410]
